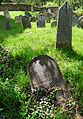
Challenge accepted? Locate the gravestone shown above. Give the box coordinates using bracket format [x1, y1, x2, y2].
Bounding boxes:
[2, 19, 10, 30]
[77, 16, 83, 28]
[48, 8, 51, 15]
[56, 1, 72, 49]
[22, 16, 31, 29]
[72, 14, 78, 26]
[15, 16, 20, 23]
[4, 10, 11, 20]
[25, 11, 32, 17]
[28, 55, 71, 100]
[31, 16, 36, 22]
[51, 20, 57, 27]
[37, 13, 45, 27]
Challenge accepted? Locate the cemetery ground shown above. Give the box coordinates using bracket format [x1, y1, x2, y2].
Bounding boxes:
[0, 11, 83, 119]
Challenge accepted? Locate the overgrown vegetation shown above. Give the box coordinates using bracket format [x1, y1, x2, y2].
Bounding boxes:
[1, 0, 83, 9]
[0, 11, 83, 118]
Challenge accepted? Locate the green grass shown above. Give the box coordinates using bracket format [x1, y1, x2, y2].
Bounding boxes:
[0, 11, 83, 119]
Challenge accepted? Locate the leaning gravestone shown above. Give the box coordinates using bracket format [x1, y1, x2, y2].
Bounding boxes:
[77, 16, 83, 28]
[56, 1, 72, 49]
[22, 16, 31, 29]
[2, 19, 10, 30]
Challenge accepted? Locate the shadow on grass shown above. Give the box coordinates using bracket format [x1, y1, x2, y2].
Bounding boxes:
[58, 47, 83, 62]
[0, 16, 24, 43]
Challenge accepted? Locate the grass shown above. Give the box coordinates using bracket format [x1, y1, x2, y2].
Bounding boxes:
[0, 11, 83, 118]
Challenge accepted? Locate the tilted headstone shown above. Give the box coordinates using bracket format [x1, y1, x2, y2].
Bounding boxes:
[2, 19, 10, 30]
[28, 55, 71, 99]
[77, 16, 83, 28]
[22, 16, 31, 29]
[31, 16, 36, 22]
[51, 20, 57, 27]
[37, 13, 45, 27]
[25, 11, 32, 17]
[56, 1, 72, 49]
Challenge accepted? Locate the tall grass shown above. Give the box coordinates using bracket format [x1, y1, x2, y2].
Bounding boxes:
[0, 11, 83, 118]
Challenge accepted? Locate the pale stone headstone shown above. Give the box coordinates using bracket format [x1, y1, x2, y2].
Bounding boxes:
[51, 20, 57, 27]
[37, 13, 45, 27]
[22, 16, 31, 29]
[77, 16, 83, 28]
[28, 55, 68, 93]
[56, 1, 72, 49]
[2, 19, 10, 30]
[48, 8, 51, 15]
[15, 16, 20, 23]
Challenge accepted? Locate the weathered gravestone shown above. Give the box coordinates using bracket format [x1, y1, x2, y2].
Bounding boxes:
[77, 16, 83, 28]
[72, 14, 78, 26]
[28, 55, 69, 92]
[51, 20, 57, 27]
[37, 13, 45, 27]
[28, 55, 72, 107]
[15, 15, 22, 23]
[56, 1, 72, 49]
[2, 19, 10, 30]
[22, 16, 31, 29]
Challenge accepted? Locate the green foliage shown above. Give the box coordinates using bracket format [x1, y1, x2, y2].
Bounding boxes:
[0, 11, 83, 118]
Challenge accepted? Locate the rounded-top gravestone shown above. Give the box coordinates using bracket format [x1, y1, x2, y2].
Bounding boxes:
[28, 55, 67, 92]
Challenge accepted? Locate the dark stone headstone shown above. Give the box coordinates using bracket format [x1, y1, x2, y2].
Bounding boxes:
[77, 16, 83, 28]
[37, 19, 45, 27]
[31, 16, 36, 22]
[4, 10, 10, 19]
[2, 19, 10, 30]
[22, 16, 31, 29]
[51, 20, 57, 27]
[28, 55, 67, 92]
[56, 1, 72, 49]
[25, 11, 32, 17]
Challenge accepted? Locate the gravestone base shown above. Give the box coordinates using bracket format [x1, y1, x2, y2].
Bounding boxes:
[56, 41, 72, 49]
